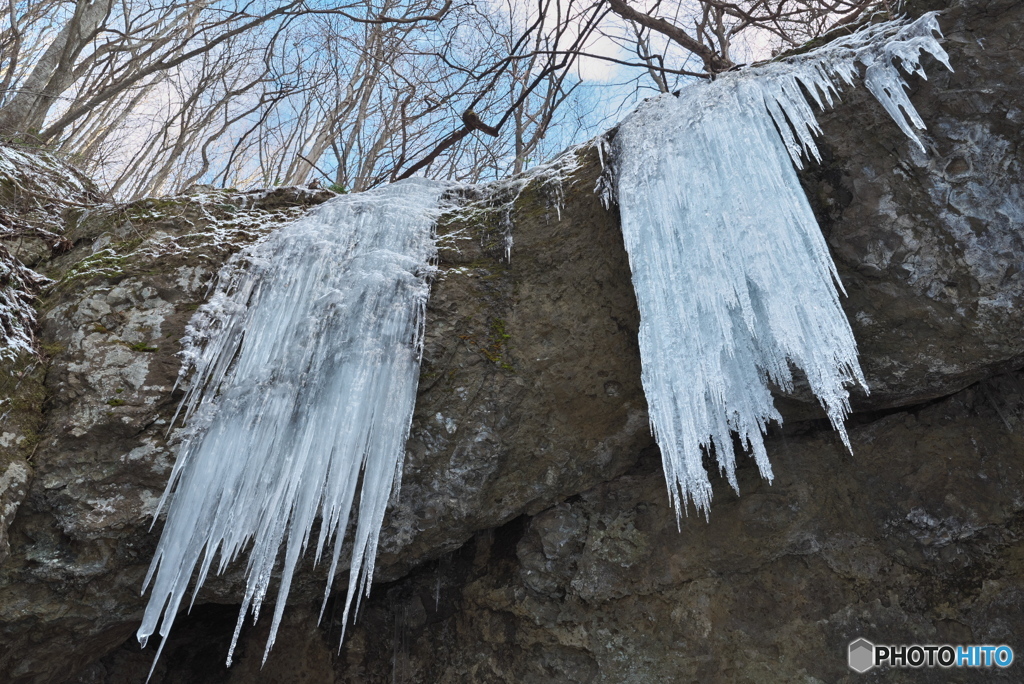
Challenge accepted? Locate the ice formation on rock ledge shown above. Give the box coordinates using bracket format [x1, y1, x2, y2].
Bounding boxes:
[612, 13, 950, 517]
[0, 148, 94, 364]
[137, 179, 447, 667]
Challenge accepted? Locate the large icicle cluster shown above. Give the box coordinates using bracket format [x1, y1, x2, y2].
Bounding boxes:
[138, 179, 447, 666]
[612, 14, 950, 516]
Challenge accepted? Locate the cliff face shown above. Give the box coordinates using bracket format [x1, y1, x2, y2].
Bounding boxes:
[808, 0, 1024, 409]
[1, 1, 1022, 682]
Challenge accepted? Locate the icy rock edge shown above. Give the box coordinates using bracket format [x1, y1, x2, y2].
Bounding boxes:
[136, 179, 450, 670]
[611, 13, 950, 518]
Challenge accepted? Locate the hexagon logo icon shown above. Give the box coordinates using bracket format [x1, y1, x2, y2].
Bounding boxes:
[848, 638, 875, 673]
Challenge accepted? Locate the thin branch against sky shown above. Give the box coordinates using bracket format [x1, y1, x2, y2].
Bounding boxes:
[0, 0, 888, 197]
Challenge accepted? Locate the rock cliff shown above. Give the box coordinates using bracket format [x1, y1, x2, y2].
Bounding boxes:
[1, 0, 1022, 682]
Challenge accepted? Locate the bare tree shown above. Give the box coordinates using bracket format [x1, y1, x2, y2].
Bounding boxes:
[0, 0, 895, 200]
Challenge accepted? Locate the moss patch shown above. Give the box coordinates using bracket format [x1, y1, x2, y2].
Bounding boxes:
[0, 352, 49, 461]
[460, 317, 515, 372]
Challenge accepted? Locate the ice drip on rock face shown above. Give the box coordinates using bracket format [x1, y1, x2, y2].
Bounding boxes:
[611, 13, 949, 517]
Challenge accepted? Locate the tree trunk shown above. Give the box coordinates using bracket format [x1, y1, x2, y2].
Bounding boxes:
[0, 0, 113, 140]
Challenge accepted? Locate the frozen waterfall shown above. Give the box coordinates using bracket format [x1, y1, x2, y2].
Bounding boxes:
[136, 11, 952, 669]
[612, 14, 950, 517]
[137, 179, 447, 667]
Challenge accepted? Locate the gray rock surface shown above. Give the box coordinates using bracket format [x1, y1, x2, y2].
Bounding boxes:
[805, 0, 1024, 409]
[1, 0, 1023, 681]
[328, 370, 1024, 684]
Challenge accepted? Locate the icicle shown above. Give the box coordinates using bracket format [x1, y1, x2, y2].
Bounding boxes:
[612, 13, 949, 518]
[137, 178, 448, 669]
